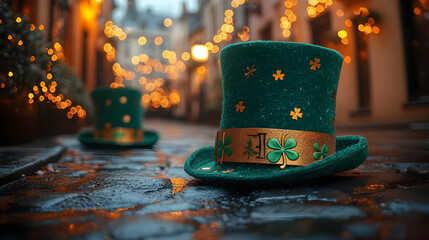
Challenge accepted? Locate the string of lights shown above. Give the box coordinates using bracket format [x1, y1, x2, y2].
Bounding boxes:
[102, 1, 251, 110]
[1, 16, 87, 119]
[101, 0, 383, 111]
[336, 6, 381, 64]
[307, 0, 333, 18]
[281, 0, 298, 38]
[103, 20, 184, 110]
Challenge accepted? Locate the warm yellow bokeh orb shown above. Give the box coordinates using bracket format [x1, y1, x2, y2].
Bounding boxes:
[197, 66, 206, 74]
[225, 9, 234, 17]
[138, 36, 147, 45]
[169, 92, 180, 104]
[103, 43, 112, 52]
[160, 98, 170, 108]
[142, 94, 151, 103]
[181, 52, 190, 61]
[131, 56, 140, 65]
[345, 19, 353, 27]
[338, 30, 347, 38]
[373, 26, 380, 34]
[163, 18, 172, 27]
[344, 56, 351, 63]
[191, 45, 209, 62]
[54, 42, 62, 51]
[154, 36, 163, 45]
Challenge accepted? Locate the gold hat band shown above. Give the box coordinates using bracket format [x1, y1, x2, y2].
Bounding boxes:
[215, 128, 336, 169]
[94, 127, 144, 145]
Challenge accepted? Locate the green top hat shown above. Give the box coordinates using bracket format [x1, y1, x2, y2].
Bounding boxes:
[220, 41, 342, 134]
[92, 87, 142, 130]
[78, 86, 159, 148]
[184, 41, 368, 182]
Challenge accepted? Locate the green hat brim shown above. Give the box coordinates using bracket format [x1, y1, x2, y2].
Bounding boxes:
[184, 135, 368, 183]
[78, 130, 159, 148]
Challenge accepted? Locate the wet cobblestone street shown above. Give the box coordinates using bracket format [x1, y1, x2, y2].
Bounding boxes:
[1, 119, 429, 240]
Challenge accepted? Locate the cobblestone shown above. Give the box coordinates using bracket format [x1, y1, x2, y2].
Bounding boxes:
[0, 119, 429, 239]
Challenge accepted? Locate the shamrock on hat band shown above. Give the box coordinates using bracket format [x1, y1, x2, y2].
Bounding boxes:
[214, 128, 336, 169]
[94, 127, 144, 145]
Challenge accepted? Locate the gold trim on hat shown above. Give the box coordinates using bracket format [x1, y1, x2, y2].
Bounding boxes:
[214, 128, 336, 169]
[93, 127, 144, 145]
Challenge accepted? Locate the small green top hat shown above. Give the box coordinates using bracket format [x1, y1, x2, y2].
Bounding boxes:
[78, 86, 159, 148]
[184, 41, 368, 182]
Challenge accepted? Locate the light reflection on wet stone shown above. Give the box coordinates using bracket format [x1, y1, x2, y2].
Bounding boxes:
[250, 203, 365, 221]
[0, 119, 428, 239]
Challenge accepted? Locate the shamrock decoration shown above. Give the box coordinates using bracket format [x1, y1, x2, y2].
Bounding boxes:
[290, 107, 303, 120]
[313, 143, 329, 160]
[236, 101, 245, 112]
[243, 139, 258, 159]
[310, 58, 321, 70]
[272, 70, 285, 81]
[267, 133, 299, 169]
[245, 65, 256, 78]
[113, 131, 126, 139]
[217, 133, 232, 164]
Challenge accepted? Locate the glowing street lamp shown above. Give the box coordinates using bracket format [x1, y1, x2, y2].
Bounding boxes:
[191, 44, 209, 62]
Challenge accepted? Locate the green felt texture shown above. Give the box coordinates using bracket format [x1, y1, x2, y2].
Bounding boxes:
[184, 135, 368, 183]
[91, 86, 143, 130]
[78, 130, 159, 149]
[184, 41, 369, 182]
[219, 41, 343, 135]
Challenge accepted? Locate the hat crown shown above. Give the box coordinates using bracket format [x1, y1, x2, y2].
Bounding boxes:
[91, 87, 143, 130]
[219, 41, 343, 135]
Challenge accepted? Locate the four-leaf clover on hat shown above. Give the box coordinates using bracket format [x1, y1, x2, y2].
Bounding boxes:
[217, 134, 232, 164]
[267, 134, 299, 169]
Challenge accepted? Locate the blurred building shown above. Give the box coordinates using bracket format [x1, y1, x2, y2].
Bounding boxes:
[171, 0, 247, 122]
[170, 2, 203, 120]
[115, 0, 171, 90]
[199, 0, 247, 123]
[245, 0, 429, 127]
[175, 0, 428, 126]
[9, 0, 115, 89]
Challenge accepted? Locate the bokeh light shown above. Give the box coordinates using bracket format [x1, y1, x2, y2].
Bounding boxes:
[191, 45, 209, 62]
